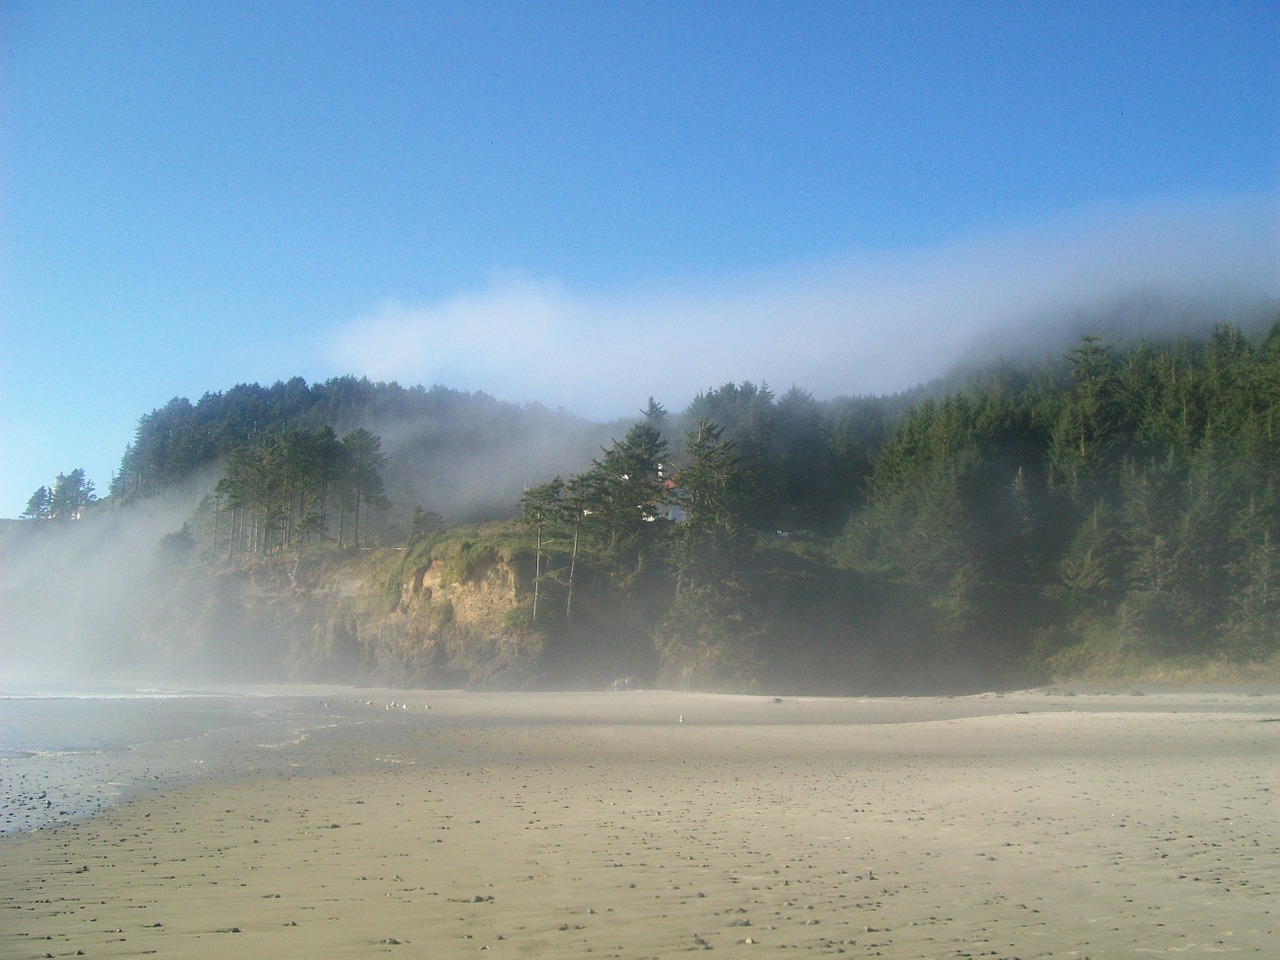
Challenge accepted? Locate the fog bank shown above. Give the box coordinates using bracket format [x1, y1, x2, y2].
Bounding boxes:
[330, 191, 1278, 416]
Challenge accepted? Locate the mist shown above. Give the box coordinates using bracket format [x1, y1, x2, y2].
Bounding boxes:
[0, 478, 216, 686]
[0, 396, 631, 688]
[328, 192, 1278, 417]
[363, 401, 627, 527]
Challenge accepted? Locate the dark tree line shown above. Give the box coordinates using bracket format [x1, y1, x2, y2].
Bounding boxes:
[675, 381, 912, 535]
[97, 371, 909, 541]
[511, 321, 1280, 689]
[839, 323, 1280, 669]
[110, 377, 454, 500]
[519, 412, 769, 688]
[214, 426, 388, 555]
[101, 375, 627, 529]
[18, 315, 1278, 689]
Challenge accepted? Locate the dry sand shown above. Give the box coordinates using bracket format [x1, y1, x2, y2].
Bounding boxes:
[2, 688, 1278, 958]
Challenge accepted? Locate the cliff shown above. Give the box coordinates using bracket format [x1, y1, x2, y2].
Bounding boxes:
[131, 542, 546, 688]
[354, 551, 545, 688]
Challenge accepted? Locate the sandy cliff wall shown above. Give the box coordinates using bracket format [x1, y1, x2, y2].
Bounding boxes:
[123, 548, 541, 688]
[351, 555, 544, 688]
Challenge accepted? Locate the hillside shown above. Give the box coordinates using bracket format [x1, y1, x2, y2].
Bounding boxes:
[108, 378, 632, 527]
[4, 320, 1280, 692]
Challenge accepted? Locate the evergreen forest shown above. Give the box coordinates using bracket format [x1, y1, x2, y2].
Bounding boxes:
[10, 321, 1280, 691]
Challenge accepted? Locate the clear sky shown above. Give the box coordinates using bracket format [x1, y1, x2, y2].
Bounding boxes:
[1, 0, 1277, 517]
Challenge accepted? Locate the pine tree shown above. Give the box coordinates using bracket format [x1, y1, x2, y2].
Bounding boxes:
[21, 485, 51, 520]
[49, 469, 96, 519]
[671, 419, 747, 584]
[576, 422, 668, 582]
[520, 478, 564, 624]
[340, 428, 389, 549]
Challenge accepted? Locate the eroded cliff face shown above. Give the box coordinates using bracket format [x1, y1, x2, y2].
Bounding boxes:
[133, 549, 542, 688]
[354, 556, 544, 689]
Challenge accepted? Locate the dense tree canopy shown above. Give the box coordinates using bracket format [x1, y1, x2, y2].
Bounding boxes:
[838, 322, 1280, 672]
[506, 321, 1280, 688]
[17, 317, 1280, 691]
[212, 425, 388, 555]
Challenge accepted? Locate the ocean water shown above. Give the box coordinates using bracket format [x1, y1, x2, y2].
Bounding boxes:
[0, 687, 258, 756]
[0, 681, 460, 836]
[0, 683, 311, 836]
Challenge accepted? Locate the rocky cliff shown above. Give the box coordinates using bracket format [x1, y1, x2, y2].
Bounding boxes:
[127, 543, 545, 688]
[352, 553, 545, 688]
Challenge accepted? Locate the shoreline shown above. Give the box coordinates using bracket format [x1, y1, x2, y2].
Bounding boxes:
[4, 685, 1279, 837]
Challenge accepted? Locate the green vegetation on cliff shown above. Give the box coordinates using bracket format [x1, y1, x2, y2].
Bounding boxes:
[509, 321, 1280, 690]
[9, 319, 1280, 691]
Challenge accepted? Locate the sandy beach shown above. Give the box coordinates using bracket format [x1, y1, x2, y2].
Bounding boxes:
[2, 688, 1277, 958]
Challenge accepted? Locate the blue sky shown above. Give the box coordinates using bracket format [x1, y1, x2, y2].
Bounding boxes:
[1, 1, 1277, 517]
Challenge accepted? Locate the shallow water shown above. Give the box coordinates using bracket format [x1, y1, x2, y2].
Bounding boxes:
[0, 686, 316, 835]
[0, 690, 257, 756]
[0, 682, 475, 835]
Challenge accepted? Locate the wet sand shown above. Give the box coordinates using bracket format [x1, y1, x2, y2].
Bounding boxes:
[2, 689, 1278, 958]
